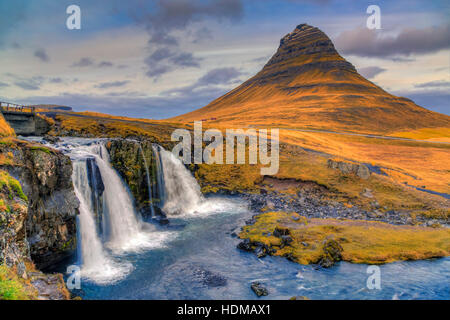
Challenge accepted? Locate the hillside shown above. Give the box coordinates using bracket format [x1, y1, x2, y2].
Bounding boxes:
[171, 24, 450, 134]
[0, 113, 15, 137]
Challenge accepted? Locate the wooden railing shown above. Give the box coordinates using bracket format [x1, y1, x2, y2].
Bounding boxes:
[0, 101, 36, 114]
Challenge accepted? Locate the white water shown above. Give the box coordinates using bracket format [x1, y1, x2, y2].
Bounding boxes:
[72, 161, 132, 284]
[92, 144, 162, 253]
[156, 146, 237, 217]
[158, 148, 204, 215]
[62, 140, 174, 283]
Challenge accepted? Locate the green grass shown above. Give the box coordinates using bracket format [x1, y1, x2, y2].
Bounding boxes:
[30, 146, 52, 154]
[0, 265, 35, 300]
[0, 171, 27, 202]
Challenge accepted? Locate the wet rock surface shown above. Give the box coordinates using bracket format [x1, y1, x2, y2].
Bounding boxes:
[251, 282, 269, 297]
[193, 267, 227, 288]
[106, 139, 165, 217]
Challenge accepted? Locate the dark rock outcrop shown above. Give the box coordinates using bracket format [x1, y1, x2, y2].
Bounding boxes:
[237, 239, 254, 252]
[106, 139, 168, 218]
[317, 239, 343, 268]
[1, 141, 79, 269]
[0, 140, 77, 299]
[0, 174, 29, 267]
[273, 226, 290, 237]
[251, 282, 269, 297]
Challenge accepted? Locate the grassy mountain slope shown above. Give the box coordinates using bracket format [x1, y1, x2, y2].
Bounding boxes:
[171, 24, 449, 135]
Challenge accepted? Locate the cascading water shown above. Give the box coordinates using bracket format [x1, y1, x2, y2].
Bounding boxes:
[20, 137, 450, 300]
[91, 144, 156, 253]
[53, 139, 173, 283]
[72, 159, 131, 284]
[153, 146, 204, 215]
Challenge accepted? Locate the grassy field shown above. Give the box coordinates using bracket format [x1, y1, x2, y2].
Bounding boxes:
[276, 129, 450, 195]
[389, 127, 450, 142]
[48, 112, 450, 219]
[0, 265, 38, 300]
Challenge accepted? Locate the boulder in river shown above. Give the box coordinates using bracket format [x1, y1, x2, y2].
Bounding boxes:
[251, 282, 269, 297]
[237, 239, 254, 252]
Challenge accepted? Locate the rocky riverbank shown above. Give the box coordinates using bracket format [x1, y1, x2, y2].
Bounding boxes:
[244, 190, 449, 227]
[237, 211, 450, 266]
[236, 176, 449, 267]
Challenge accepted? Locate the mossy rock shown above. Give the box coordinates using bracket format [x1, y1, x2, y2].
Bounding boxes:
[317, 239, 343, 268]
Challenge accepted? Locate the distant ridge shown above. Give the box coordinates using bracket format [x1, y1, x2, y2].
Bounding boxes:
[31, 104, 72, 111]
[171, 24, 450, 134]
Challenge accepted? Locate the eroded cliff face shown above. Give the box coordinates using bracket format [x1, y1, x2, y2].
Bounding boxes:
[0, 170, 29, 268]
[0, 139, 79, 270]
[105, 139, 157, 216]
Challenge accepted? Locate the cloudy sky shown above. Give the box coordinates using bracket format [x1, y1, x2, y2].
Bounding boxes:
[0, 0, 449, 118]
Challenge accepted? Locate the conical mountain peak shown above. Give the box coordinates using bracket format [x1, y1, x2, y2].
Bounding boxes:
[172, 24, 450, 134]
[259, 24, 357, 84]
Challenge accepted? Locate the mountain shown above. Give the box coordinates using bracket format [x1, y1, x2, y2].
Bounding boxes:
[171, 24, 450, 134]
[31, 104, 73, 111]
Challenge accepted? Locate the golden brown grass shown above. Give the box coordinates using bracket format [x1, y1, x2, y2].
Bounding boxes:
[51, 114, 178, 146]
[239, 211, 450, 264]
[389, 127, 450, 142]
[0, 113, 15, 137]
[277, 129, 450, 195]
[170, 30, 450, 135]
[49, 112, 449, 218]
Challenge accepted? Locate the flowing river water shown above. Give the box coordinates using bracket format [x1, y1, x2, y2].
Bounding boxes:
[25, 137, 450, 300]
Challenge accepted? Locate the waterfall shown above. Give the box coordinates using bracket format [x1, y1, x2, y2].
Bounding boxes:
[20, 137, 175, 284]
[154, 146, 204, 215]
[138, 144, 155, 217]
[91, 144, 152, 252]
[152, 144, 166, 208]
[72, 160, 131, 284]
